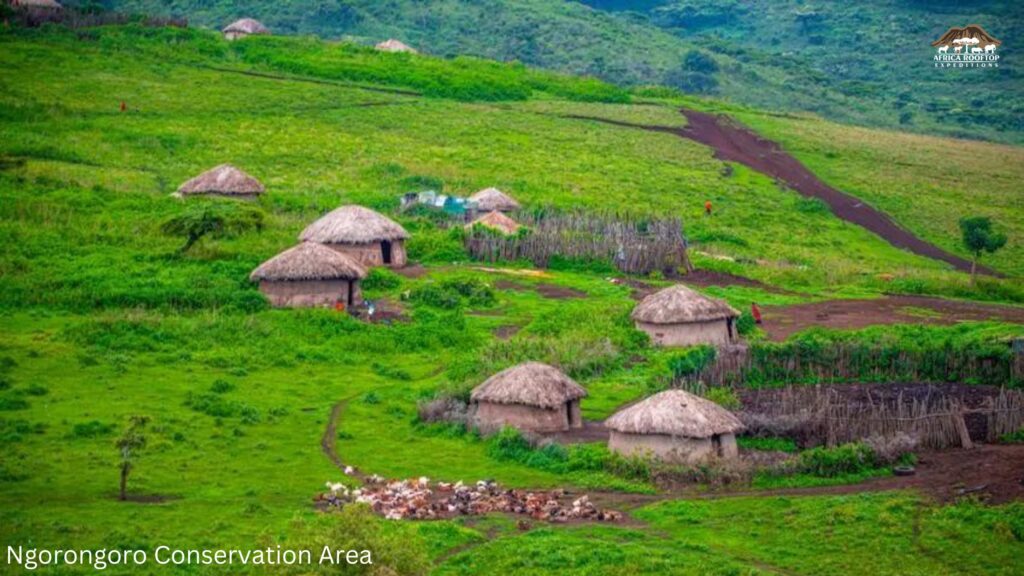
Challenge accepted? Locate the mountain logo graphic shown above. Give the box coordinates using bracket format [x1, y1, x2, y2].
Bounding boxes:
[931, 24, 1001, 68]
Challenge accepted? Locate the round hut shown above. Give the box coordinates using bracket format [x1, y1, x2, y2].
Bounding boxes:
[223, 18, 270, 41]
[250, 242, 366, 308]
[176, 164, 265, 199]
[299, 205, 410, 268]
[631, 285, 739, 347]
[469, 188, 520, 213]
[375, 39, 418, 53]
[605, 389, 743, 463]
[9, 0, 63, 15]
[471, 362, 587, 434]
[465, 211, 522, 235]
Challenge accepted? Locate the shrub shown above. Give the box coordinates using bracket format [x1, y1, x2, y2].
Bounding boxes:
[736, 311, 756, 336]
[209, 379, 235, 394]
[362, 268, 402, 291]
[417, 396, 469, 427]
[1, 418, 46, 442]
[667, 346, 716, 379]
[999, 427, 1024, 444]
[0, 398, 29, 411]
[69, 420, 114, 438]
[797, 442, 876, 477]
[23, 385, 48, 396]
[409, 278, 495, 309]
[704, 387, 740, 410]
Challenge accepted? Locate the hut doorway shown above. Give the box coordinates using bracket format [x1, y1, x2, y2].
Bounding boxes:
[381, 241, 393, 265]
[711, 434, 723, 456]
[347, 282, 355, 307]
[566, 402, 579, 428]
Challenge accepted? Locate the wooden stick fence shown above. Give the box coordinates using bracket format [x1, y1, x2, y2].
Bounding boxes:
[464, 210, 691, 275]
[738, 385, 1024, 449]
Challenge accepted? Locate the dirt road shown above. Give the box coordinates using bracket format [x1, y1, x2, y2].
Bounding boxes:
[761, 295, 1024, 340]
[567, 110, 998, 276]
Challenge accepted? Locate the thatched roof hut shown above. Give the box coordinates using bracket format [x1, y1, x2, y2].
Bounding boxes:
[177, 164, 265, 198]
[471, 362, 587, 433]
[10, 0, 63, 10]
[469, 188, 520, 213]
[375, 39, 417, 53]
[631, 285, 739, 347]
[606, 389, 743, 463]
[299, 206, 410, 268]
[223, 18, 269, 40]
[466, 211, 522, 235]
[606, 390, 743, 438]
[250, 242, 367, 308]
[250, 242, 366, 283]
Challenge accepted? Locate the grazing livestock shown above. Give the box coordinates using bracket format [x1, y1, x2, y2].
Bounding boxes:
[937, 45, 949, 54]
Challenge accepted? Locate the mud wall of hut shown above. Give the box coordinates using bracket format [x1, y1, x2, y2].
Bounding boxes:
[475, 400, 580, 433]
[609, 431, 737, 463]
[635, 319, 733, 347]
[259, 279, 361, 308]
[326, 241, 407, 268]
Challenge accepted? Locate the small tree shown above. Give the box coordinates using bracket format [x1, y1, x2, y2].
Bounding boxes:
[116, 415, 150, 501]
[959, 216, 1007, 282]
[161, 201, 264, 253]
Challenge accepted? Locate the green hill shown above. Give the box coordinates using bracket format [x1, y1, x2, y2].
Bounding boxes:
[1, 24, 1023, 575]
[95, 0, 1024, 144]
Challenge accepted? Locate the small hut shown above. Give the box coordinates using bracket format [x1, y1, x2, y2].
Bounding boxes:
[631, 285, 739, 347]
[469, 188, 520, 213]
[466, 211, 522, 235]
[223, 18, 270, 41]
[250, 242, 366, 308]
[299, 205, 410, 268]
[605, 389, 743, 463]
[176, 164, 265, 199]
[9, 0, 62, 15]
[375, 39, 417, 53]
[471, 362, 587, 434]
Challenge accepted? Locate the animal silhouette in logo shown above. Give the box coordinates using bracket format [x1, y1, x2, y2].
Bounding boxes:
[932, 24, 1001, 54]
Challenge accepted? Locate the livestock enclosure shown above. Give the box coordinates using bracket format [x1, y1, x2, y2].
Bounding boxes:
[464, 210, 691, 275]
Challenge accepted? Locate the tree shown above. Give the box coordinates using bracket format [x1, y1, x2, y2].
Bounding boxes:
[115, 415, 150, 501]
[161, 201, 264, 253]
[959, 216, 1007, 282]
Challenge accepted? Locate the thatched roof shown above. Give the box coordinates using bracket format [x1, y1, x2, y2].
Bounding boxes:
[250, 242, 366, 282]
[177, 164, 265, 196]
[471, 362, 587, 409]
[12, 0, 62, 8]
[375, 39, 417, 53]
[223, 18, 269, 35]
[299, 205, 410, 245]
[466, 211, 522, 235]
[469, 188, 520, 212]
[631, 285, 739, 324]
[605, 389, 743, 437]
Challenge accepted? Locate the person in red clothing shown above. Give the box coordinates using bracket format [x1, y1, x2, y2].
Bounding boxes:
[120, 101, 126, 112]
[751, 302, 762, 325]
[704, 200, 713, 216]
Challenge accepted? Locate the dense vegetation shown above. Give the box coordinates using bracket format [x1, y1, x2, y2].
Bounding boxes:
[1, 23, 1022, 575]
[95, 0, 1024, 143]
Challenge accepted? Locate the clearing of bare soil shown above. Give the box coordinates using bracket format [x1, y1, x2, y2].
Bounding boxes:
[761, 295, 1024, 340]
[567, 110, 995, 276]
[536, 283, 587, 299]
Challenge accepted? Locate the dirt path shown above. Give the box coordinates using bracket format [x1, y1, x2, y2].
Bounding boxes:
[762, 294, 1024, 340]
[566, 110, 997, 276]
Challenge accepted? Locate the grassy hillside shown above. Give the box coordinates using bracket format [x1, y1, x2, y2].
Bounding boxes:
[95, 0, 1024, 144]
[2, 24, 1023, 575]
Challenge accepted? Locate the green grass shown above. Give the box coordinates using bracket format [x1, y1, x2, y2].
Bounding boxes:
[633, 493, 1024, 576]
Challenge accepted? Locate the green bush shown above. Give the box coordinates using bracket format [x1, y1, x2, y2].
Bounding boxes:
[69, 420, 114, 438]
[362, 268, 403, 291]
[797, 442, 876, 477]
[667, 346, 716, 379]
[1000, 428, 1024, 444]
[409, 277, 495, 309]
[704, 387, 740, 410]
[737, 436, 797, 453]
